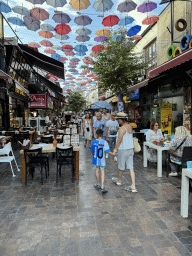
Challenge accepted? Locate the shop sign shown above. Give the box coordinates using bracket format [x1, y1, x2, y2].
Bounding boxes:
[160, 103, 172, 135]
[15, 88, 25, 96]
[29, 94, 47, 108]
[47, 96, 53, 109]
[126, 89, 139, 101]
[117, 93, 124, 112]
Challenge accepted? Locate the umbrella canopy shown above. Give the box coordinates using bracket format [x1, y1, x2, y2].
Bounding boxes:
[133, 35, 142, 40]
[69, 69, 77, 72]
[92, 45, 105, 52]
[26, 0, 45, 4]
[142, 15, 159, 25]
[75, 52, 86, 56]
[62, 44, 73, 50]
[24, 16, 40, 31]
[102, 15, 120, 27]
[40, 23, 54, 31]
[71, 58, 80, 62]
[66, 89, 71, 91]
[90, 52, 97, 57]
[94, 36, 108, 42]
[64, 52, 75, 56]
[38, 30, 54, 38]
[83, 57, 93, 65]
[93, 0, 114, 12]
[52, 12, 71, 24]
[69, 0, 90, 10]
[7, 17, 25, 26]
[52, 45, 62, 51]
[137, 1, 157, 13]
[55, 34, 69, 40]
[111, 34, 125, 42]
[28, 42, 41, 48]
[60, 57, 68, 61]
[0, 2, 11, 13]
[40, 40, 53, 47]
[127, 25, 141, 36]
[68, 65, 76, 68]
[69, 62, 78, 65]
[74, 15, 92, 26]
[30, 8, 49, 21]
[76, 27, 92, 36]
[76, 35, 90, 42]
[62, 49, 73, 52]
[44, 48, 56, 54]
[96, 28, 111, 36]
[117, 0, 137, 12]
[74, 45, 88, 52]
[91, 101, 112, 110]
[12, 6, 29, 16]
[46, 0, 67, 7]
[51, 53, 61, 61]
[55, 24, 71, 35]
[118, 16, 134, 26]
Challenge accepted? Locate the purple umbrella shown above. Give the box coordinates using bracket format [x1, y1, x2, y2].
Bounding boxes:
[137, 1, 157, 13]
[23, 16, 40, 31]
[53, 12, 71, 23]
[117, 0, 137, 13]
[74, 15, 92, 26]
[76, 35, 90, 42]
[94, 36, 108, 42]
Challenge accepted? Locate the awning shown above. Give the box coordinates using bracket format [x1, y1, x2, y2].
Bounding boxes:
[112, 97, 118, 103]
[105, 95, 116, 103]
[15, 81, 29, 96]
[0, 69, 13, 83]
[148, 47, 192, 78]
[127, 79, 149, 92]
[18, 44, 64, 79]
[37, 73, 62, 93]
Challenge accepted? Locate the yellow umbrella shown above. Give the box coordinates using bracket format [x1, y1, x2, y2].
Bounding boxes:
[95, 28, 111, 37]
[69, 0, 90, 10]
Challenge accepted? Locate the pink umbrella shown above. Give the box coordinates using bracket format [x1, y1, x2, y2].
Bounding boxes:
[64, 52, 75, 56]
[92, 45, 104, 52]
[60, 57, 68, 61]
[28, 42, 41, 48]
[90, 52, 97, 57]
[30, 8, 49, 21]
[69, 62, 78, 65]
[38, 30, 53, 38]
[66, 89, 71, 91]
[62, 44, 73, 49]
[44, 48, 56, 54]
[83, 57, 93, 65]
[133, 35, 142, 40]
[40, 40, 53, 47]
[142, 15, 159, 25]
[87, 74, 94, 77]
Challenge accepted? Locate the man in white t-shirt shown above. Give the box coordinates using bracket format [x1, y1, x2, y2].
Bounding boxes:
[102, 108, 110, 122]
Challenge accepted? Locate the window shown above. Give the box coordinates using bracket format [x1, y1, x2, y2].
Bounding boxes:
[144, 40, 157, 63]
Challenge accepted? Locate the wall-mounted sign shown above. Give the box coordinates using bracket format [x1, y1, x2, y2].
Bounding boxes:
[29, 94, 47, 108]
[47, 96, 53, 109]
[126, 89, 139, 101]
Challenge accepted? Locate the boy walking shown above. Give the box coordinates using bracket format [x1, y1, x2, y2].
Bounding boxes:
[90, 129, 114, 193]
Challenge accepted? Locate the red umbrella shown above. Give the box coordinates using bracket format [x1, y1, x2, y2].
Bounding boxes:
[83, 57, 93, 65]
[66, 89, 71, 91]
[28, 42, 41, 48]
[30, 8, 49, 21]
[64, 51, 75, 56]
[60, 57, 68, 61]
[133, 35, 142, 40]
[40, 40, 53, 47]
[55, 24, 71, 35]
[49, 77, 57, 81]
[92, 45, 104, 52]
[142, 15, 159, 25]
[69, 62, 78, 65]
[62, 44, 73, 49]
[38, 30, 53, 38]
[102, 15, 120, 27]
[90, 52, 97, 57]
[87, 74, 94, 77]
[44, 48, 56, 54]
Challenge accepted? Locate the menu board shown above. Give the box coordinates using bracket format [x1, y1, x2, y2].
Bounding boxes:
[160, 103, 172, 135]
[71, 135, 79, 146]
[63, 135, 71, 146]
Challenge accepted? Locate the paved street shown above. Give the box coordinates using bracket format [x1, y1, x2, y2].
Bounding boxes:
[0, 141, 192, 255]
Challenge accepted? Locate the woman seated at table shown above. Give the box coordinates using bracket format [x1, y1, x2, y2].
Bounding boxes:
[169, 126, 192, 176]
[146, 121, 164, 162]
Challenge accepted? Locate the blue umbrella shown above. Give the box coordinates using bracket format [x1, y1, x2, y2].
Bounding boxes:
[55, 34, 69, 40]
[8, 17, 25, 26]
[74, 44, 88, 52]
[40, 23, 54, 31]
[118, 16, 134, 26]
[0, 2, 11, 13]
[72, 73, 79, 75]
[12, 6, 29, 16]
[111, 34, 125, 42]
[76, 27, 92, 36]
[127, 25, 141, 37]
[91, 101, 112, 110]
[51, 53, 61, 61]
[75, 52, 86, 56]
[93, 0, 114, 12]
[46, 0, 67, 7]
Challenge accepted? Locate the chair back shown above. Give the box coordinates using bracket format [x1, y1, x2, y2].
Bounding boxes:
[181, 147, 192, 168]
[24, 147, 42, 167]
[63, 134, 71, 146]
[171, 135, 175, 141]
[0, 142, 12, 156]
[187, 161, 192, 168]
[56, 146, 73, 159]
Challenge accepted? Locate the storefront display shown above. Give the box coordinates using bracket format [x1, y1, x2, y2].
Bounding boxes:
[160, 103, 172, 135]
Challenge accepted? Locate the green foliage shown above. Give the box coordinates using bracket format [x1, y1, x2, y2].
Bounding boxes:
[82, 35, 148, 94]
[66, 91, 86, 113]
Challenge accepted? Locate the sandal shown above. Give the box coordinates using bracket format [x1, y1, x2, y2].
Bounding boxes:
[125, 186, 138, 193]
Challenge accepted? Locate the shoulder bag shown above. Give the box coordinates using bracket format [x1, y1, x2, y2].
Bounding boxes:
[133, 137, 141, 153]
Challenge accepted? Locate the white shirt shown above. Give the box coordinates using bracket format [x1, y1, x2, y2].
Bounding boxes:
[106, 120, 119, 137]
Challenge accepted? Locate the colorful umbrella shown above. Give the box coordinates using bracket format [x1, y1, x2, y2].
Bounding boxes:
[93, 0, 114, 12]
[7, 17, 25, 26]
[52, 13, 71, 24]
[40, 23, 54, 31]
[142, 15, 159, 25]
[74, 15, 92, 26]
[83, 57, 93, 65]
[111, 34, 125, 42]
[92, 45, 105, 52]
[127, 25, 141, 36]
[116, 27, 127, 34]
[60, 57, 68, 61]
[75, 52, 86, 56]
[137, 1, 157, 13]
[90, 52, 97, 57]
[52, 45, 62, 51]
[69, 62, 78, 65]
[24, 16, 40, 31]
[102, 15, 120, 27]
[68, 65, 76, 68]
[28, 42, 41, 48]
[46, 0, 67, 7]
[40, 40, 53, 47]
[133, 35, 142, 40]
[66, 89, 71, 91]
[51, 53, 61, 61]
[62, 48, 73, 52]
[71, 58, 80, 62]
[69, 0, 90, 10]
[117, 0, 137, 12]
[44, 48, 56, 54]
[26, 0, 45, 4]
[55, 24, 71, 35]
[12, 6, 29, 16]
[96, 28, 111, 36]
[118, 16, 134, 26]
[94, 36, 108, 42]
[64, 52, 75, 56]
[74, 45, 88, 52]
[55, 34, 69, 40]
[62, 44, 73, 50]
[69, 69, 77, 72]
[76, 27, 92, 36]
[0, 2, 11, 13]
[38, 30, 54, 38]
[76, 35, 90, 42]
[30, 8, 49, 21]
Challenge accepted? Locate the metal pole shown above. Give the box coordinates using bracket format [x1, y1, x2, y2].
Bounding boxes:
[171, 1, 173, 44]
[0, 12, 5, 71]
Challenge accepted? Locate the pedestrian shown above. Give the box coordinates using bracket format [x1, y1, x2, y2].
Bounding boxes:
[83, 113, 93, 148]
[112, 112, 137, 193]
[102, 108, 111, 122]
[91, 129, 114, 193]
[93, 112, 106, 139]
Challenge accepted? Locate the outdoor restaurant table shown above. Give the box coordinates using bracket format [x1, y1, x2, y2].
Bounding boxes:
[20, 143, 80, 184]
[180, 168, 192, 218]
[143, 141, 170, 177]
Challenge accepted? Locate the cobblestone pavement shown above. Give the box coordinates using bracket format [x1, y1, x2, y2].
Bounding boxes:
[0, 141, 192, 255]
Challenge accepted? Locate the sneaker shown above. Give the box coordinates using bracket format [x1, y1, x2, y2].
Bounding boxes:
[101, 187, 108, 193]
[106, 153, 108, 158]
[125, 186, 138, 193]
[112, 177, 122, 186]
[169, 172, 178, 176]
[93, 184, 101, 189]
[114, 156, 117, 161]
[112, 177, 118, 183]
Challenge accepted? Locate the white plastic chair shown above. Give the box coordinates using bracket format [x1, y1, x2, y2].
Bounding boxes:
[0, 142, 20, 177]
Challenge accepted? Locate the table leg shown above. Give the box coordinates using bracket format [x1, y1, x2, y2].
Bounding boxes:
[143, 144, 148, 167]
[30, 134, 33, 143]
[21, 154, 26, 184]
[181, 170, 189, 218]
[74, 151, 79, 180]
[157, 150, 162, 177]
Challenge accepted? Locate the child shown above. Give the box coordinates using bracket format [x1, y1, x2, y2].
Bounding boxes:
[90, 129, 114, 193]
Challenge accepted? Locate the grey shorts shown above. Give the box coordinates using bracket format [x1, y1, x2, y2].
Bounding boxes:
[117, 149, 134, 170]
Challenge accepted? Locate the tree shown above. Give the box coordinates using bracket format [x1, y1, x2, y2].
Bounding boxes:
[66, 91, 86, 113]
[83, 35, 148, 94]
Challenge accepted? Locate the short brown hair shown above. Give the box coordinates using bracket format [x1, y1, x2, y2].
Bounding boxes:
[150, 121, 159, 130]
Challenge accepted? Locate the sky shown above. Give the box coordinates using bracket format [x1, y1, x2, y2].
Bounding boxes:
[2, 0, 167, 96]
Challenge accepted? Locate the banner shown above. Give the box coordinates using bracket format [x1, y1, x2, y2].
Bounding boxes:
[117, 92, 124, 112]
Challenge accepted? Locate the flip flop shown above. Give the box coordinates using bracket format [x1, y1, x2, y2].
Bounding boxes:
[125, 186, 138, 193]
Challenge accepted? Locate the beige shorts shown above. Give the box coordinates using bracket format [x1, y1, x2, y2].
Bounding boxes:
[118, 149, 134, 170]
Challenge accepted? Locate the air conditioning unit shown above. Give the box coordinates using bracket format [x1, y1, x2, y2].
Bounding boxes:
[39, 118, 46, 133]
[28, 118, 39, 129]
